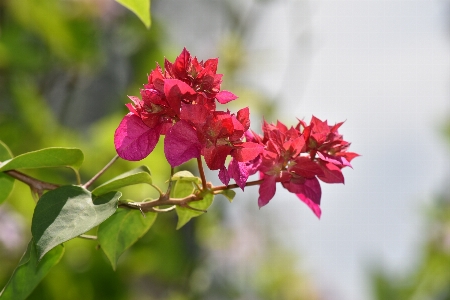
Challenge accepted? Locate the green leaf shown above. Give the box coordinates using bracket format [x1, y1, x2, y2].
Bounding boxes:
[116, 0, 151, 28]
[175, 192, 214, 230]
[216, 189, 236, 203]
[0, 240, 64, 300]
[0, 141, 14, 205]
[171, 180, 214, 229]
[98, 208, 157, 270]
[31, 185, 120, 259]
[92, 166, 152, 196]
[171, 170, 201, 184]
[171, 179, 195, 199]
[0, 147, 84, 171]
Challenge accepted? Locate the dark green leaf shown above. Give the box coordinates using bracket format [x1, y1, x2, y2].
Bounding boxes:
[0, 147, 84, 171]
[115, 0, 151, 28]
[92, 166, 152, 196]
[172, 179, 214, 229]
[31, 185, 120, 259]
[0, 240, 64, 300]
[0, 141, 14, 205]
[98, 208, 157, 270]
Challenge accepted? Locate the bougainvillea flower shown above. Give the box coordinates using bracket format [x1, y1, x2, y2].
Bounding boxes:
[162, 48, 238, 103]
[164, 120, 202, 166]
[114, 78, 197, 161]
[115, 48, 240, 162]
[196, 108, 263, 185]
[114, 113, 161, 161]
[251, 118, 358, 218]
[298, 116, 359, 183]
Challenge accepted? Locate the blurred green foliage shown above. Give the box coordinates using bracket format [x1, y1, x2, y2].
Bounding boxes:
[371, 119, 450, 300]
[0, 0, 318, 299]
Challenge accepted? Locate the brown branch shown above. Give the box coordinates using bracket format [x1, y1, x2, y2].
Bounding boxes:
[211, 179, 264, 192]
[5, 170, 59, 193]
[83, 155, 119, 189]
[197, 157, 207, 190]
[120, 193, 202, 213]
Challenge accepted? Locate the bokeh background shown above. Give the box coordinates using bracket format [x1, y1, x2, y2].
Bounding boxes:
[1, 0, 450, 299]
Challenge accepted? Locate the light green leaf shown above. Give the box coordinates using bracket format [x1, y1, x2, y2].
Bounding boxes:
[116, 0, 151, 28]
[98, 208, 157, 270]
[92, 166, 152, 196]
[31, 185, 120, 259]
[0, 147, 84, 171]
[171, 179, 214, 229]
[0, 240, 64, 300]
[216, 189, 236, 203]
[0, 140, 14, 205]
[171, 170, 201, 184]
[175, 192, 214, 230]
[171, 179, 195, 199]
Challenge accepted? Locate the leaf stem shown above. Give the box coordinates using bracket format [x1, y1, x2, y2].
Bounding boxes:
[78, 234, 98, 240]
[83, 155, 119, 189]
[150, 184, 164, 196]
[150, 205, 176, 213]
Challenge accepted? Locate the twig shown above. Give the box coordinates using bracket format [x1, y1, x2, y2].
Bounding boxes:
[83, 155, 119, 189]
[197, 157, 207, 190]
[5, 170, 59, 193]
[211, 179, 264, 192]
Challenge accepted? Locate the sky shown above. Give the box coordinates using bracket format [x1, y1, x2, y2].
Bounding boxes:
[155, 0, 450, 299]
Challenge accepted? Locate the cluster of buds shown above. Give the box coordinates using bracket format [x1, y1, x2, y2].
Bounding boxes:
[114, 48, 358, 218]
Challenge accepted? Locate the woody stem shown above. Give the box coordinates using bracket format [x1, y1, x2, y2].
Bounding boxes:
[4, 169, 59, 192]
[211, 179, 264, 192]
[197, 157, 207, 190]
[83, 155, 119, 189]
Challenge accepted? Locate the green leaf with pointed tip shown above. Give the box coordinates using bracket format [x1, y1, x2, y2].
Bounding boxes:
[31, 185, 120, 260]
[0, 240, 64, 300]
[92, 166, 152, 196]
[216, 189, 236, 203]
[175, 192, 214, 230]
[0, 140, 14, 205]
[0, 147, 84, 171]
[171, 179, 214, 229]
[171, 170, 201, 184]
[116, 0, 151, 28]
[98, 208, 157, 270]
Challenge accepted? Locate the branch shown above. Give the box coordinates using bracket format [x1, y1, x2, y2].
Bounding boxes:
[4, 169, 59, 196]
[197, 157, 207, 190]
[83, 155, 119, 189]
[211, 179, 264, 192]
[120, 194, 201, 213]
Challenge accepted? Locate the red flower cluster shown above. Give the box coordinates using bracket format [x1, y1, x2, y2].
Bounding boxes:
[247, 117, 359, 218]
[114, 48, 262, 174]
[115, 48, 358, 218]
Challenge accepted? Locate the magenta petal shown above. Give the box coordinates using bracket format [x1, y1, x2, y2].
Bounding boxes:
[218, 165, 230, 186]
[164, 120, 201, 167]
[232, 142, 264, 162]
[164, 79, 196, 114]
[296, 194, 322, 219]
[290, 178, 322, 219]
[258, 176, 277, 208]
[318, 162, 345, 184]
[228, 159, 249, 190]
[216, 90, 238, 104]
[114, 113, 160, 161]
